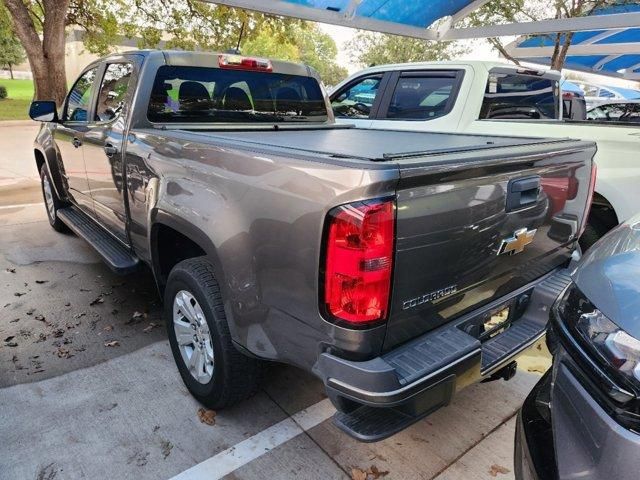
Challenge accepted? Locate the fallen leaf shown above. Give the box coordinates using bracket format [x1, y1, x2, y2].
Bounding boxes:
[34, 314, 45, 322]
[6, 268, 16, 273]
[160, 440, 173, 459]
[90, 296, 105, 306]
[73, 312, 87, 319]
[80, 288, 92, 292]
[55, 347, 73, 358]
[4, 336, 15, 342]
[104, 340, 120, 347]
[35, 280, 48, 284]
[34, 333, 47, 343]
[26, 308, 35, 315]
[351, 468, 367, 480]
[489, 464, 511, 477]
[143, 322, 158, 333]
[14, 292, 26, 297]
[10, 318, 19, 323]
[197, 407, 216, 426]
[52, 328, 65, 338]
[350, 465, 388, 480]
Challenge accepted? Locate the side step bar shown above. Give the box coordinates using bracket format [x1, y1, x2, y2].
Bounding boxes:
[57, 206, 139, 275]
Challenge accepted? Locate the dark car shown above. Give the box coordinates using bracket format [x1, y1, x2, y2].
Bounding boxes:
[515, 214, 640, 479]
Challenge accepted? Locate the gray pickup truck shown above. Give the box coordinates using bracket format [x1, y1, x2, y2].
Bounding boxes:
[29, 50, 596, 441]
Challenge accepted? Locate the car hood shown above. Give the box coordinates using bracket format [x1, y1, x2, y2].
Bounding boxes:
[573, 213, 640, 338]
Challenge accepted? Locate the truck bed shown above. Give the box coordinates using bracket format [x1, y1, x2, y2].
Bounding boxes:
[152, 126, 572, 163]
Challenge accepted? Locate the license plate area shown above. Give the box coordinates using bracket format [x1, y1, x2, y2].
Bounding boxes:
[481, 305, 512, 340]
[457, 289, 533, 341]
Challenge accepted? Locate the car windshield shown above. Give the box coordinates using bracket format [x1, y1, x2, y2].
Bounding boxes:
[148, 65, 328, 123]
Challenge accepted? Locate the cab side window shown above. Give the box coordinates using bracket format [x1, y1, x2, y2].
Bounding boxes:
[331, 76, 382, 119]
[64, 68, 98, 122]
[95, 63, 134, 122]
[384, 75, 458, 120]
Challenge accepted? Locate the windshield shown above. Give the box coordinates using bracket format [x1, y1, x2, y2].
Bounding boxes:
[148, 66, 328, 123]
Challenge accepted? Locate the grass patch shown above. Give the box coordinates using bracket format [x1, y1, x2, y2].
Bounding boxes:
[1, 79, 35, 100]
[0, 79, 35, 120]
[0, 98, 32, 121]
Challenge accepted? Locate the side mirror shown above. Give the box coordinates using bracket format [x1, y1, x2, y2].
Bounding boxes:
[29, 101, 58, 122]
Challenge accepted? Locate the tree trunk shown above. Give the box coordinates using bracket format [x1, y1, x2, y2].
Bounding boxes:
[8, 63, 14, 79]
[3, 0, 70, 105]
[551, 32, 574, 71]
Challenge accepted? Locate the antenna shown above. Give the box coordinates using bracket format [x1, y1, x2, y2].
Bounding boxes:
[235, 22, 245, 53]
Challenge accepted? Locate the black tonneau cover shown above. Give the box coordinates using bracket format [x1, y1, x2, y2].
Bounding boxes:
[170, 127, 570, 162]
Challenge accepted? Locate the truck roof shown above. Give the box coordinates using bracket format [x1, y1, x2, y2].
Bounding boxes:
[92, 49, 316, 79]
[341, 60, 560, 79]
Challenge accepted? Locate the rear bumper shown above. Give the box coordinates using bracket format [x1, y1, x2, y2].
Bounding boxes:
[315, 269, 572, 441]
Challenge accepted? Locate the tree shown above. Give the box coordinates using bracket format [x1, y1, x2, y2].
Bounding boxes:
[0, 0, 305, 104]
[346, 31, 469, 68]
[242, 23, 347, 86]
[0, 6, 25, 79]
[468, 0, 635, 71]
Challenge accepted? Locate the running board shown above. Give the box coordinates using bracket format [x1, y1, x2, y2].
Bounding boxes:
[57, 206, 139, 274]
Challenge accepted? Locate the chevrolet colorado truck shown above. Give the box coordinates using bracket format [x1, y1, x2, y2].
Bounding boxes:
[30, 50, 596, 442]
[331, 60, 639, 250]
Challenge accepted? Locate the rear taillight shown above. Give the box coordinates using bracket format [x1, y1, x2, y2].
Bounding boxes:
[322, 199, 395, 326]
[579, 162, 598, 238]
[218, 54, 273, 72]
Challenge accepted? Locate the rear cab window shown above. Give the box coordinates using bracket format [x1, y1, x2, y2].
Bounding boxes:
[480, 69, 560, 120]
[148, 65, 328, 124]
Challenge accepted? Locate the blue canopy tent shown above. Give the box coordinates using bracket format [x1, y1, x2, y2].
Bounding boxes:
[505, 4, 640, 81]
[207, 0, 640, 42]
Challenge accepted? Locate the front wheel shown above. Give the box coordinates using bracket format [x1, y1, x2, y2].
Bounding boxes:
[165, 257, 262, 409]
[39, 164, 68, 232]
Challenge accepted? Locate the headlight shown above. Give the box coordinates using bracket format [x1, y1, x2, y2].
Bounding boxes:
[556, 284, 640, 401]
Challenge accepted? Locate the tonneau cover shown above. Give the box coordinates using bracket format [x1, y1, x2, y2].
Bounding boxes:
[173, 128, 570, 162]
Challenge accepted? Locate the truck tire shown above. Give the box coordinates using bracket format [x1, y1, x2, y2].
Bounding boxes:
[164, 257, 262, 409]
[39, 164, 68, 233]
[579, 213, 609, 252]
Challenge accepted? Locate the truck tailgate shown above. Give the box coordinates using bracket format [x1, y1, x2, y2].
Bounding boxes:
[384, 140, 596, 351]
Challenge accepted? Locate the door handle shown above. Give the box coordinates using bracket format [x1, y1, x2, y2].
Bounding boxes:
[72, 137, 82, 148]
[506, 176, 540, 212]
[104, 143, 118, 157]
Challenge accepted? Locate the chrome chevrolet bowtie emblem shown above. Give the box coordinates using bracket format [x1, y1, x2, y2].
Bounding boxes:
[498, 228, 537, 256]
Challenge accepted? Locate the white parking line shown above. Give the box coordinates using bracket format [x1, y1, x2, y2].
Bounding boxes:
[0, 201, 44, 210]
[170, 398, 336, 480]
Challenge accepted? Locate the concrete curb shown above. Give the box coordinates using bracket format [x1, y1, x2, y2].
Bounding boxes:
[0, 120, 34, 127]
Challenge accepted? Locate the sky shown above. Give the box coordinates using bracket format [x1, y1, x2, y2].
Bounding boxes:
[318, 23, 500, 74]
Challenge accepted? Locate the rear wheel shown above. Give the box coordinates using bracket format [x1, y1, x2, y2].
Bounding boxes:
[165, 257, 262, 409]
[39, 164, 68, 232]
[579, 208, 616, 251]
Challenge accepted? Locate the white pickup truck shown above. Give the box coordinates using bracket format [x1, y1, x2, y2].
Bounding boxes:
[330, 61, 640, 248]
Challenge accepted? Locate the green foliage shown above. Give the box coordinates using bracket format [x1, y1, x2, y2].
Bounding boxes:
[346, 31, 470, 68]
[0, 5, 26, 74]
[241, 23, 347, 86]
[0, 85, 7, 99]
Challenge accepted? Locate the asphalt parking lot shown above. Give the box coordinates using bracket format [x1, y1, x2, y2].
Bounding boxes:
[0, 123, 549, 480]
